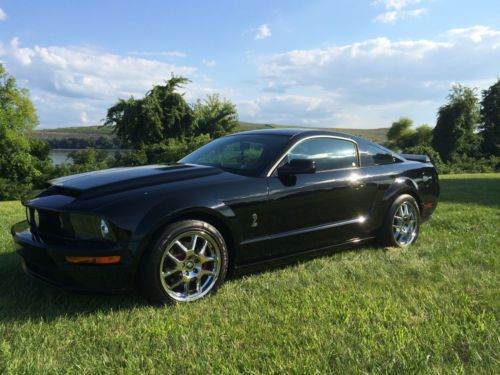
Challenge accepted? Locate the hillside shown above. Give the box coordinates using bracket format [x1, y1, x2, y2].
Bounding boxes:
[34, 122, 389, 144]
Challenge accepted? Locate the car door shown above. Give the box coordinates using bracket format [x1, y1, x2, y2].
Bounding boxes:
[263, 136, 378, 257]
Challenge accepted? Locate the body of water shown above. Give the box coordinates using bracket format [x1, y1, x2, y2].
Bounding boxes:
[49, 149, 127, 165]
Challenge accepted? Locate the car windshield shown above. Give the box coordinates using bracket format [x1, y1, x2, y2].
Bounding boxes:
[180, 134, 290, 177]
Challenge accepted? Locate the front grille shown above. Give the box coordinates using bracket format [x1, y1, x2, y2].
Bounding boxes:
[27, 208, 74, 241]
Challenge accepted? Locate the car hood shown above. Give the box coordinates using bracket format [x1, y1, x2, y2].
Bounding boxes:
[47, 163, 222, 199]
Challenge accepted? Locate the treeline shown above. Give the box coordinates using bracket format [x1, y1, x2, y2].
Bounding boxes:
[1, 60, 499, 201]
[385, 82, 499, 173]
[43, 136, 122, 149]
[0, 68, 237, 200]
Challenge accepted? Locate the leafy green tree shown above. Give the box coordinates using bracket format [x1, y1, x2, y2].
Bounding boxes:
[387, 117, 414, 150]
[0, 64, 42, 199]
[193, 94, 239, 137]
[479, 79, 500, 156]
[412, 125, 433, 147]
[105, 76, 195, 147]
[432, 85, 481, 161]
[386, 118, 432, 151]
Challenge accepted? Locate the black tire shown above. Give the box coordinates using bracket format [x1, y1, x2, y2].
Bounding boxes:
[378, 194, 420, 247]
[138, 220, 229, 304]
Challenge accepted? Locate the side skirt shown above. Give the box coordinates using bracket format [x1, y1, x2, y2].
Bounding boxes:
[232, 236, 375, 277]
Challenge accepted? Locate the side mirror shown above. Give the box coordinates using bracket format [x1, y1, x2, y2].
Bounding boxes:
[277, 159, 316, 176]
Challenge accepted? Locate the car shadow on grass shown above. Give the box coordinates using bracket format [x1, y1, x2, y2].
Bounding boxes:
[439, 178, 500, 207]
[0, 241, 382, 322]
[0, 251, 149, 323]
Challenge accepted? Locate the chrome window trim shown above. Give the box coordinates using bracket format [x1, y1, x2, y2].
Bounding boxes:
[265, 135, 361, 177]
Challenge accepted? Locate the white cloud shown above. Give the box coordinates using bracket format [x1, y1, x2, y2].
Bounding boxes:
[255, 24, 272, 40]
[129, 51, 187, 58]
[80, 111, 89, 124]
[245, 26, 500, 128]
[0, 8, 7, 21]
[374, 0, 421, 11]
[0, 38, 203, 127]
[373, 0, 427, 23]
[201, 59, 216, 67]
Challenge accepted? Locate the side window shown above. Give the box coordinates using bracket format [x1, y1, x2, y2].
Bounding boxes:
[364, 145, 401, 165]
[286, 138, 358, 171]
[196, 141, 264, 169]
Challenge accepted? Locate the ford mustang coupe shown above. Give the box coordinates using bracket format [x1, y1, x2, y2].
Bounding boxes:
[12, 129, 439, 303]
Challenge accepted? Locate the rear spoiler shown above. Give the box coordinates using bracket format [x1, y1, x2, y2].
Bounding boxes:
[401, 154, 431, 163]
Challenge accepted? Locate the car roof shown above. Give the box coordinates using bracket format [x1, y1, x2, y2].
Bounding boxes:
[235, 128, 361, 141]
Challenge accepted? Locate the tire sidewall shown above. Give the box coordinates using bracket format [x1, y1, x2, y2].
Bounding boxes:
[138, 220, 229, 304]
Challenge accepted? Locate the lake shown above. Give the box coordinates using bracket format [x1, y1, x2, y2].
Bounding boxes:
[48, 149, 127, 165]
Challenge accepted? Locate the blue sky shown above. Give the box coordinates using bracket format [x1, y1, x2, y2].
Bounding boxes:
[0, 0, 499, 129]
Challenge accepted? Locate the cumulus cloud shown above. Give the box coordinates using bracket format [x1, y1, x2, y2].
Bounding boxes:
[0, 38, 204, 127]
[129, 50, 187, 58]
[243, 26, 500, 127]
[255, 24, 272, 40]
[373, 0, 427, 23]
[0, 8, 6, 21]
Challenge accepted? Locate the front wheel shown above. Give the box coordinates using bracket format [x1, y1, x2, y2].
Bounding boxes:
[138, 220, 229, 304]
[379, 194, 420, 247]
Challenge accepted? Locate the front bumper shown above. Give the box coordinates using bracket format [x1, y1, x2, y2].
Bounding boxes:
[11, 221, 136, 293]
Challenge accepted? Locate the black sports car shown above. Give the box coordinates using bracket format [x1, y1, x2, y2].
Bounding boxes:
[12, 129, 439, 303]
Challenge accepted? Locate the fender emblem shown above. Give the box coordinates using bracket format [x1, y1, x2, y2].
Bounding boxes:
[251, 213, 258, 228]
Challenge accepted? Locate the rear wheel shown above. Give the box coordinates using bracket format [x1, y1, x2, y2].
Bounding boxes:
[138, 220, 229, 304]
[379, 194, 420, 247]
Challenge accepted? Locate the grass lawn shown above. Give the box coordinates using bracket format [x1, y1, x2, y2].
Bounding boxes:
[0, 174, 498, 374]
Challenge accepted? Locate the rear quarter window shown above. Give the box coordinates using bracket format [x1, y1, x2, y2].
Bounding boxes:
[362, 144, 402, 166]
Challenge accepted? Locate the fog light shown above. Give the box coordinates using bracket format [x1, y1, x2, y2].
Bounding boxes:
[33, 209, 40, 227]
[100, 219, 110, 238]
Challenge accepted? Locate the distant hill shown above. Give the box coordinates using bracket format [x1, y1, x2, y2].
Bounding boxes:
[34, 122, 389, 144]
[237, 122, 388, 143]
[34, 125, 114, 140]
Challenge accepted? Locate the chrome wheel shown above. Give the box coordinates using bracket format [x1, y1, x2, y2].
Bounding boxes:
[392, 202, 418, 246]
[159, 231, 221, 302]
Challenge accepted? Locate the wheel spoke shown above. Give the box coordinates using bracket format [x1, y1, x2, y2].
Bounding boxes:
[184, 281, 190, 296]
[167, 251, 182, 264]
[196, 278, 202, 293]
[162, 269, 179, 278]
[200, 255, 215, 264]
[191, 235, 199, 251]
[199, 239, 208, 255]
[200, 269, 215, 277]
[168, 278, 183, 290]
[175, 240, 188, 253]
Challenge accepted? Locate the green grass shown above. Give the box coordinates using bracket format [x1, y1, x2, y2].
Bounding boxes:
[34, 122, 389, 143]
[0, 174, 498, 374]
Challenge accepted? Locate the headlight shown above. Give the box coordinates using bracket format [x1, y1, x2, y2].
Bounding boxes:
[69, 214, 116, 241]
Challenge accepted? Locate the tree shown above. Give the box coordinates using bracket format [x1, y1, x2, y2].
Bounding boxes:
[412, 125, 433, 147]
[105, 76, 195, 147]
[479, 79, 500, 156]
[0, 64, 42, 199]
[387, 117, 413, 150]
[386, 118, 432, 151]
[432, 85, 481, 161]
[193, 94, 239, 137]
